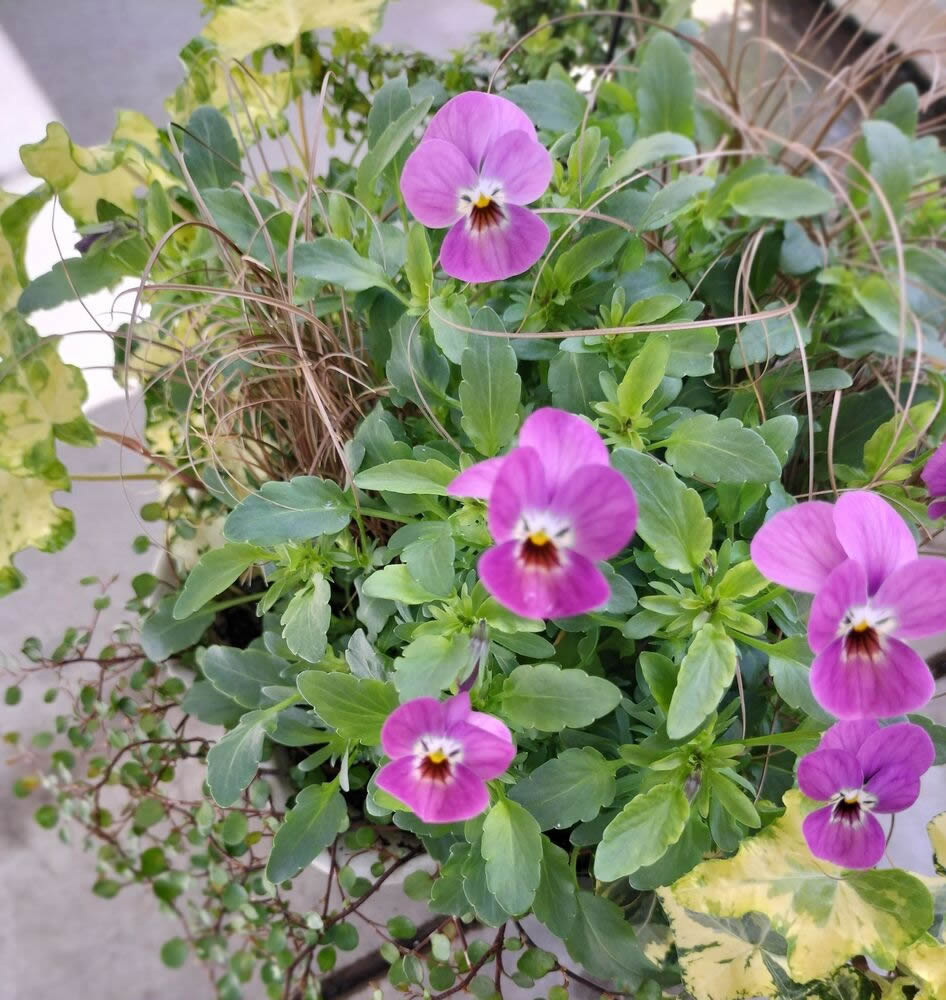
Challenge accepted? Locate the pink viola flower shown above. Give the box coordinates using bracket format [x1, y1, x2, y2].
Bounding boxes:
[922, 442, 946, 520]
[751, 490, 946, 718]
[375, 692, 515, 824]
[798, 719, 934, 868]
[400, 91, 552, 283]
[448, 408, 638, 620]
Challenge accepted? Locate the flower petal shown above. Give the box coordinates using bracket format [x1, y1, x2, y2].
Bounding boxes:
[518, 408, 610, 487]
[480, 129, 552, 205]
[400, 139, 476, 228]
[442, 691, 472, 728]
[819, 719, 879, 756]
[921, 442, 946, 499]
[929, 499, 946, 520]
[864, 763, 923, 813]
[833, 491, 916, 593]
[802, 804, 886, 869]
[749, 501, 847, 593]
[448, 456, 507, 500]
[872, 557, 946, 638]
[453, 720, 515, 778]
[380, 697, 445, 758]
[478, 540, 610, 619]
[856, 721, 935, 781]
[807, 559, 868, 653]
[375, 757, 489, 824]
[550, 464, 637, 561]
[487, 446, 548, 541]
[797, 748, 863, 802]
[810, 635, 935, 719]
[424, 91, 536, 170]
[440, 204, 549, 283]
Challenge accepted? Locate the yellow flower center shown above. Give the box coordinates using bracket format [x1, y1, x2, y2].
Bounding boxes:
[851, 621, 870, 633]
[843, 793, 859, 805]
[473, 193, 492, 209]
[427, 749, 448, 764]
[528, 530, 550, 546]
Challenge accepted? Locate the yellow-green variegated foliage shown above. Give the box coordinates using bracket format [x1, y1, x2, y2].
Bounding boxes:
[201, 0, 386, 59]
[0, 313, 95, 594]
[664, 792, 944, 999]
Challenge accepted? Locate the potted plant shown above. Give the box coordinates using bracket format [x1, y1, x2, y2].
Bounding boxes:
[4, 2, 946, 998]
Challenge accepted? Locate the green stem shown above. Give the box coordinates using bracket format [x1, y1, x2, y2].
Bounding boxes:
[739, 586, 787, 614]
[356, 507, 416, 523]
[202, 592, 263, 614]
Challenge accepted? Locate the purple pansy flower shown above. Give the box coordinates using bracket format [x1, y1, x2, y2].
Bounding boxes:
[448, 408, 638, 620]
[751, 491, 946, 718]
[375, 692, 515, 824]
[400, 91, 552, 283]
[798, 719, 934, 868]
[922, 442, 946, 520]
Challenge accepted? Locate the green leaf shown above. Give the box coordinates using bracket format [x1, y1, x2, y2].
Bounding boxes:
[180, 680, 243, 727]
[509, 748, 616, 830]
[291, 237, 392, 292]
[640, 651, 677, 713]
[863, 119, 914, 219]
[565, 891, 653, 989]
[221, 811, 248, 845]
[729, 314, 810, 369]
[501, 663, 622, 732]
[354, 458, 457, 496]
[402, 527, 455, 598]
[672, 791, 934, 982]
[481, 799, 542, 915]
[266, 781, 347, 882]
[202, 646, 288, 709]
[462, 848, 513, 927]
[553, 229, 628, 289]
[618, 336, 670, 418]
[637, 32, 694, 136]
[356, 96, 433, 201]
[532, 838, 578, 939]
[223, 476, 351, 545]
[595, 783, 689, 880]
[766, 637, 834, 723]
[296, 672, 398, 745]
[160, 937, 189, 969]
[200, 188, 290, 258]
[728, 174, 834, 220]
[18, 254, 128, 314]
[405, 224, 433, 303]
[639, 175, 712, 230]
[863, 400, 937, 476]
[706, 770, 761, 828]
[140, 596, 214, 662]
[393, 633, 469, 701]
[281, 573, 331, 663]
[173, 542, 266, 619]
[756, 415, 799, 467]
[664, 414, 781, 484]
[600, 131, 696, 188]
[666, 622, 737, 739]
[362, 564, 440, 605]
[612, 449, 712, 573]
[428, 293, 472, 364]
[207, 711, 272, 807]
[178, 107, 241, 190]
[505, 80, 587, 133]
[459, 327, 521, 457]
[548, 351, 607, 416]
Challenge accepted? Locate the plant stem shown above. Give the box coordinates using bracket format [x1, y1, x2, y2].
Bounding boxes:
[71, 473, 167, 482]
[202, 592, 262, 614]
[356, 507, 416, 523]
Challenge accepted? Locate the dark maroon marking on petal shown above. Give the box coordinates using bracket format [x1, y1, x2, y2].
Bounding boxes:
[418, 755, 453, 783]
[831, 798, 864, 826]
[520, 537, 560, 570]
[469, 200, 505, 233]
[843, 627, 883, 661]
